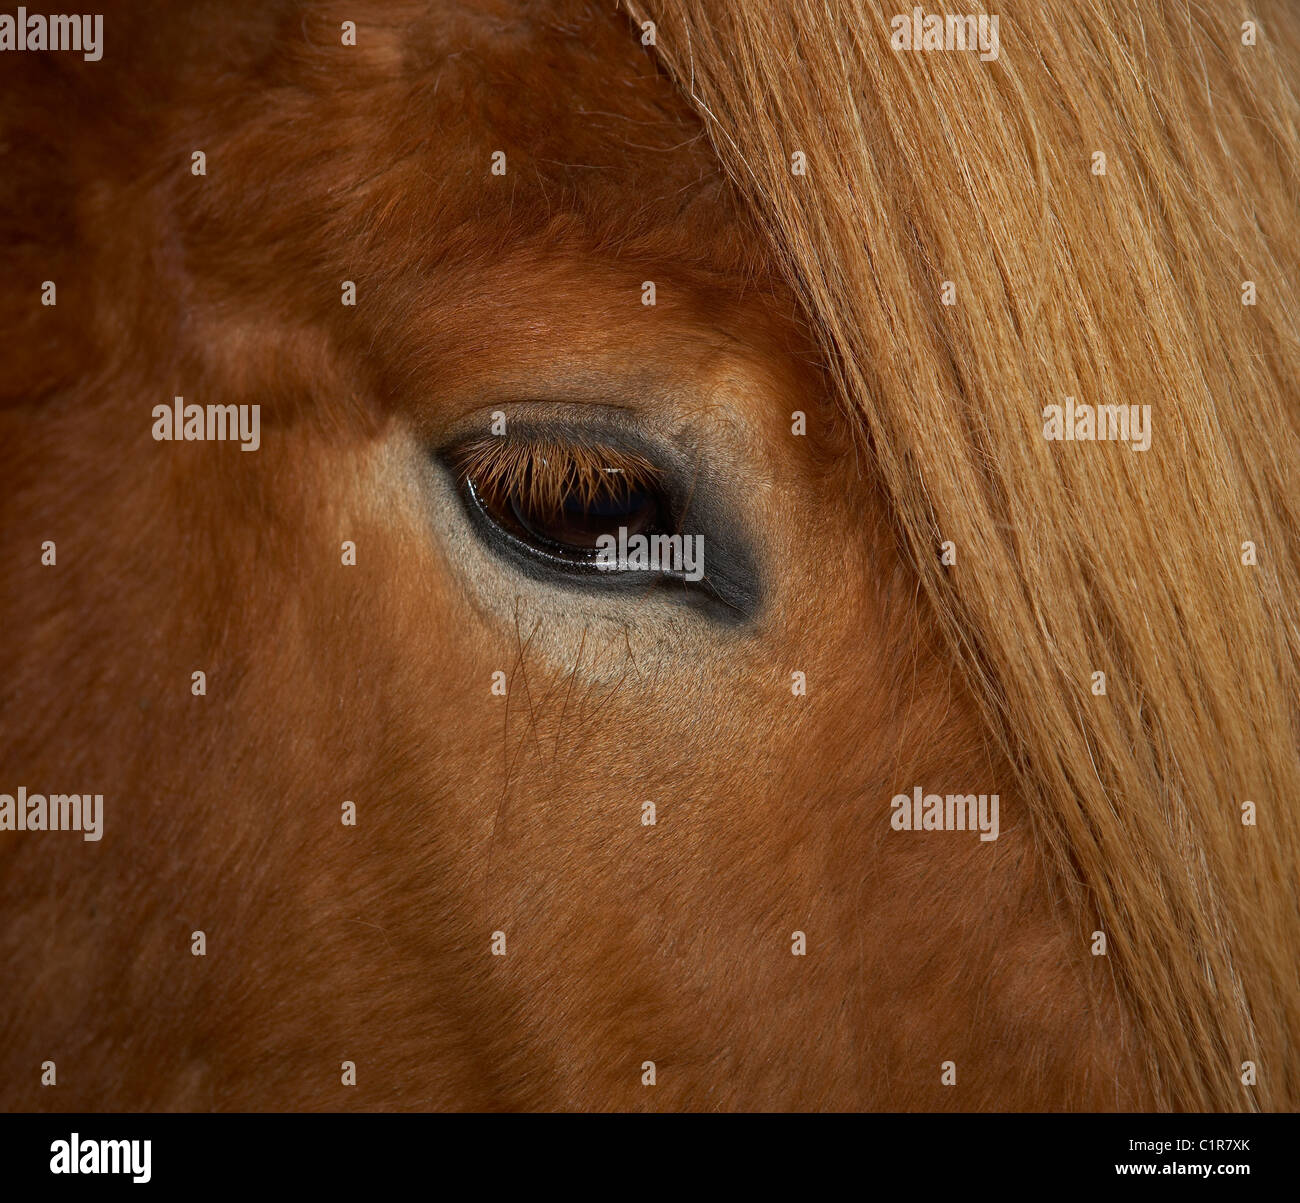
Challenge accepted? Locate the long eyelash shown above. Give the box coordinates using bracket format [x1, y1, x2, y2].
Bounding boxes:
[450, 436, 660, 518]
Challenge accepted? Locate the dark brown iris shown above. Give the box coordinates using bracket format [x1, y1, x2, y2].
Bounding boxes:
[489, 475, 660, 556]
[506, 478, 660, 554]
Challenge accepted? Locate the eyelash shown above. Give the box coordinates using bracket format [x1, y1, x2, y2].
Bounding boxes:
[449, 436, 662, 521]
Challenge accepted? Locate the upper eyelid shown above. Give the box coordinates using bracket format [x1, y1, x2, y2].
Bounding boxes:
[448, 435, 664, 517]
[436, 402, 694, 471]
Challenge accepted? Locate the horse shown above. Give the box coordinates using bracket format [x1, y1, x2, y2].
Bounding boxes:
[1, 0, 1297, 1112]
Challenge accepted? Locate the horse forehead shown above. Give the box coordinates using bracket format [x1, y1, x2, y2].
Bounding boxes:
[371, 0, 689, 146]
[337, 0, 750, 260]
[168, 1, 800, 434]
[282, 2, 796, 424]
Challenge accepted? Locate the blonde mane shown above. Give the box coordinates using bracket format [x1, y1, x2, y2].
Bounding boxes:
[630, 0, 1300, 1110]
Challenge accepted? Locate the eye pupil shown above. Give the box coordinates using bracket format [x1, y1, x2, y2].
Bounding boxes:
[509, 480, 658, 554]
[565, 487, 622, 519]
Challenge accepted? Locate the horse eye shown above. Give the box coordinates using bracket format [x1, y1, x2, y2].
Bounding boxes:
[446, 434, 761, 623]
[466, 471, 665, 563]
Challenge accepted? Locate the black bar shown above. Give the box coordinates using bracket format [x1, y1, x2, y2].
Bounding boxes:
[1, 1112, 1292, 1190]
